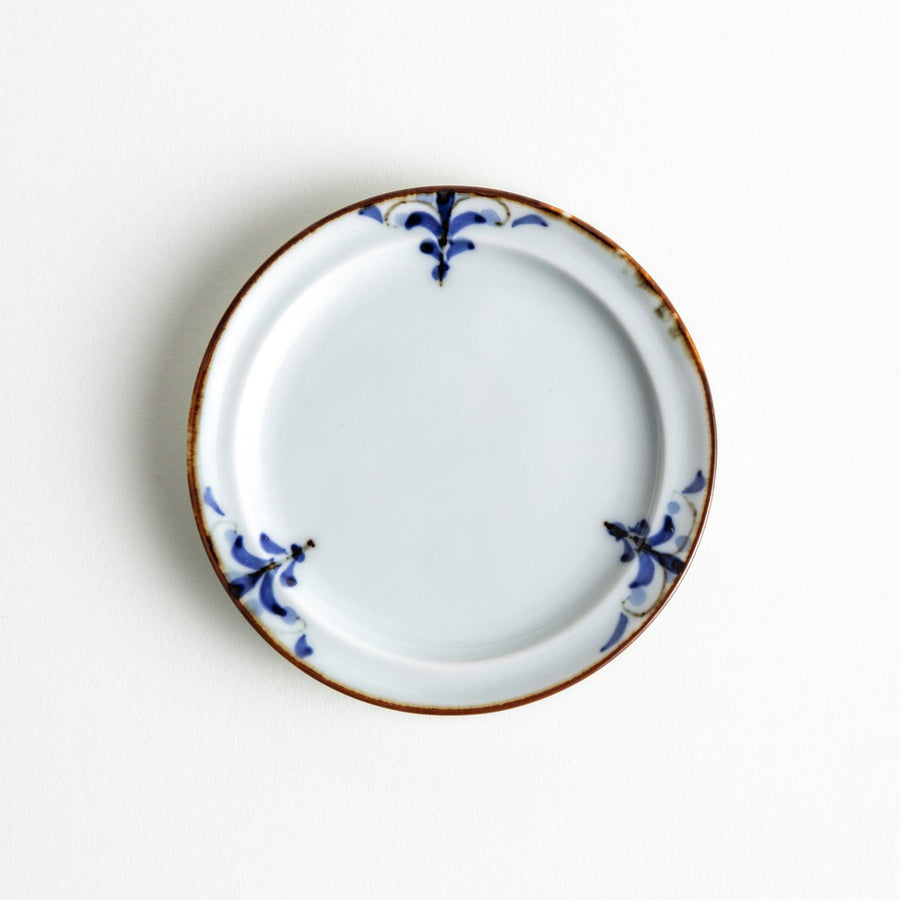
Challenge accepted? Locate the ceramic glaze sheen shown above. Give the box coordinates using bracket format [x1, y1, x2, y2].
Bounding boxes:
[188, 187, 716, 713]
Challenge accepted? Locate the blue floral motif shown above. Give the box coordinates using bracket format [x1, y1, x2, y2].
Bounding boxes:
[600, 470, 707, 654]
[358, 190, 547, 284]
[203, 488, 315, 658]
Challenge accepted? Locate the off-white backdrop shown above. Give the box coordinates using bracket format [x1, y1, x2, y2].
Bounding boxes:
[2, 2, 897, 897]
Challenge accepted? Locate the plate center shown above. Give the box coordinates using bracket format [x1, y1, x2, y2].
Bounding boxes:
[232, 244, 661, 661]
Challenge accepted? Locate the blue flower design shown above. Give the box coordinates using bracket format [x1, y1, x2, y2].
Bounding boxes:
[358, 190, 547, 284]
[600, 470, 707, 654]
[203, 488, 315, 658]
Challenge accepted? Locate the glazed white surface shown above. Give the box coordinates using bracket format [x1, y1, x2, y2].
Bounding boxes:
[3, 2, 899, 897]
[193, 193, 712, 707]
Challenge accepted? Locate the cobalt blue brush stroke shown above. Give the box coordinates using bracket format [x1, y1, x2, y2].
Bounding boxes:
[600, 472, 707, 654]
[203, 488, 314, 657]
[359, 191, 547, 283]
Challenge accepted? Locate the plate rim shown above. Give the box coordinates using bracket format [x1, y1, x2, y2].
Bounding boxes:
[186, 184, 717, 715]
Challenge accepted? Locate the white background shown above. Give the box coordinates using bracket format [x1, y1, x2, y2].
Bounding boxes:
[2, 1, 898, 897]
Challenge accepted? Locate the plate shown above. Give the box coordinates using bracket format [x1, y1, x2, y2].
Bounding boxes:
[187, 187, 716, 713]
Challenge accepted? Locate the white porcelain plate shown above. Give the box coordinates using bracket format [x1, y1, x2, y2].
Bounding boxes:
[188, 187, 716, 713]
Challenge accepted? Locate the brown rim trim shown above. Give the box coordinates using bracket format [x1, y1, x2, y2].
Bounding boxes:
[186, 185, 718, 715]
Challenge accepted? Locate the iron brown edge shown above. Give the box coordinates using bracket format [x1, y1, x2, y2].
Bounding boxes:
[186, 185, 718, 716]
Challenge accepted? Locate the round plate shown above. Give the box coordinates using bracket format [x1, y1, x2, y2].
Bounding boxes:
[187, 186, 716, 714]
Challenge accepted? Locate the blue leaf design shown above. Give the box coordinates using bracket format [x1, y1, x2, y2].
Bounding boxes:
[405, 211, 442, 239]
[683, 470, 706, 494]
[357, 191, 550, 283]
[601, 612, 629, 653]
[647, 515, 675, 547]
[203, 487, 225, 516]
[280, 557, 299, 587]
[419, 240, 441, 260]
[228, 570, 264, 598]
[629, 552, 656, 588]
[207, 488, 315, 655]
[601, 472, 706, 657]
[259, 533, 286, 555]
[258, 570, 288, 617]
[447, 238, 475, 260]
[231, 535, 271, 570]
[448, 211, 486, 235]
[511, 214, 548, 227]
[632, 519, 650, 538]
[358, 206, 383, 223]
[655, 551, 685, 576]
